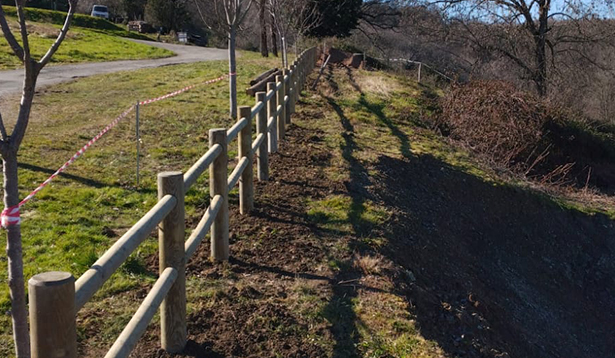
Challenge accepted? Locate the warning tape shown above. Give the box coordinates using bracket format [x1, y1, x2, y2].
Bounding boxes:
[1, 73, 230, 228]
[139, 75, 227, 106]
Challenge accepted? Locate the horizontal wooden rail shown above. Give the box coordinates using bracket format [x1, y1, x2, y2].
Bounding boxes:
[184, 195, 223, 260]
[75, 194, 177, 311]
[227, 156, 249, 192]
[183, 144, 222, 190]
[251, 133, 265, 155]
[251, 101, 265, 119]
[227, 117, 248, 144]
[267, 116, 276, 131]
[265, 89, 275, 102]
[104, 267, 178, 358]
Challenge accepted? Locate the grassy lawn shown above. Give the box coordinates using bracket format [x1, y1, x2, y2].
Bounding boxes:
[0, 7, 173, 69]
[0, 50, 283, 356]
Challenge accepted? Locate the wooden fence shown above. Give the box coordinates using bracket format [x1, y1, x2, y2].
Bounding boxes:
[27, 47, 318, 358]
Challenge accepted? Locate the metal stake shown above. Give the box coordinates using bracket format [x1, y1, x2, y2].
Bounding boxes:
[136, 101, 140, 187]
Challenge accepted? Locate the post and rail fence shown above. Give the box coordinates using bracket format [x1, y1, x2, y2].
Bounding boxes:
[27, 47, 318, 358]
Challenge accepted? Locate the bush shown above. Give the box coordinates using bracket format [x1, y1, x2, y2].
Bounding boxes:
[437, 80, 552, 168]
[437, 80, 615, 193]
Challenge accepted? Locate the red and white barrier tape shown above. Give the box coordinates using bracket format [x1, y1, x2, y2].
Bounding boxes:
[139, 75, 227, 106]
[1, 106, 135, 228]
[1, 73, 230, 228]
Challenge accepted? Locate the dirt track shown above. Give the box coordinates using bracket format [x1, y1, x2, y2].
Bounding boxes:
[0, 40, 228, 98]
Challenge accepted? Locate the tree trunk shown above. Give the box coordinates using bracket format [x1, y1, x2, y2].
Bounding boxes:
[270, 12, 278, 57]
[259, 0, 268, 57]
[3, 151, 30, 358]
[3, 60, 39, 358]
[534, 2, 549, 97]
[228, 25, 238, 119]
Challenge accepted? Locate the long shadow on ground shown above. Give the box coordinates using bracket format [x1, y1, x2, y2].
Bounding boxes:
[376, 153, 615, 358]
[330, 66, 615, 357]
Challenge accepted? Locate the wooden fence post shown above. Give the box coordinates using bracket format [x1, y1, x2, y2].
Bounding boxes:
[276, 75, 286, 141]
[267, 82, 278, 153]
[29, 272, 77, 358]
[210, 128, 229, 261]
[290, 65, 296, 115]
[256, 92, 269, 181]
[292, 63, 298, 109]
[283, 69, 291, 124]
[238, 106, 254, 214]
[157, 171, 186, 353]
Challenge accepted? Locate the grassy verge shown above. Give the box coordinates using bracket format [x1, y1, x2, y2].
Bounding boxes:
[0, 7, 173, 69]
[0, 51, 281, 356]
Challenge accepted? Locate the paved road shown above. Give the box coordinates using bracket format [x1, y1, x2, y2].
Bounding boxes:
[0, 40, 228, 98]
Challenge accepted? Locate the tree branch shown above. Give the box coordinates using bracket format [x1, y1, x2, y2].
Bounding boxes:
[39, 0, 78, 67]
[15, 0, 32, 63]
[0, 5, 25, 61]
[0, 111, 8, 142]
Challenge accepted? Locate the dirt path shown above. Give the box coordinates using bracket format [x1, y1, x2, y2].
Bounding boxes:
[0, 40, 228, 98]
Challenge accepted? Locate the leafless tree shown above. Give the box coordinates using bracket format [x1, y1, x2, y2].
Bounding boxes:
[425, 0, 615, 96]
[268, 0, 321, 68]
[194, 0, 252, 118]
[0, 1, 79, 357]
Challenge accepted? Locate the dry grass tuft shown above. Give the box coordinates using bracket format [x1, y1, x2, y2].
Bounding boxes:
[355, 73, 401, 97]
[353, 252, 392, 276]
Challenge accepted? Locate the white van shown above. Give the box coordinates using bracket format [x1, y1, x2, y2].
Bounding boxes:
[91, 5, 109, 19]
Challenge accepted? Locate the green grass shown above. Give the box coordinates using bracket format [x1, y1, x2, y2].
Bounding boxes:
[0, 7, 172, 69]
[0, 51, 281, 356]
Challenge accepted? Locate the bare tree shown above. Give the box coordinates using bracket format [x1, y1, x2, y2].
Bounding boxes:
[268, 0, 321, 68]
[0, 1, 79, 357]
[426, 0, 615, 96]
[194, 0, 252, 118]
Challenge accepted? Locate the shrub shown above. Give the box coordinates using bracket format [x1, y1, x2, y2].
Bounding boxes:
[437, 80, 615, 193]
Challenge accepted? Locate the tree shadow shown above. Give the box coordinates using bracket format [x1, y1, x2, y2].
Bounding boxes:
[357, 94, 412, 159]
[374, 153, 615, 358]
[17, 162, 156, 193]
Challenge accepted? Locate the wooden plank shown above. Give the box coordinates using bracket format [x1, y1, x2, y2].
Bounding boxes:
[250, 68, 278, 86]
[246, 70, 281, 96]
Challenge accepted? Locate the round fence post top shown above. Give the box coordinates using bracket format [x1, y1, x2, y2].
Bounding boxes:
[29, 271, 74, 287]
[210, 128, 226, 134]
[158, 171, 183, 179]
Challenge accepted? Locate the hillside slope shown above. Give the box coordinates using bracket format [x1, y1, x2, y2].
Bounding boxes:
[127, 67, 615, 357]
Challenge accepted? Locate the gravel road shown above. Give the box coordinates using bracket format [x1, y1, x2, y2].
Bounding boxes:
[0, 40, 228, 98]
